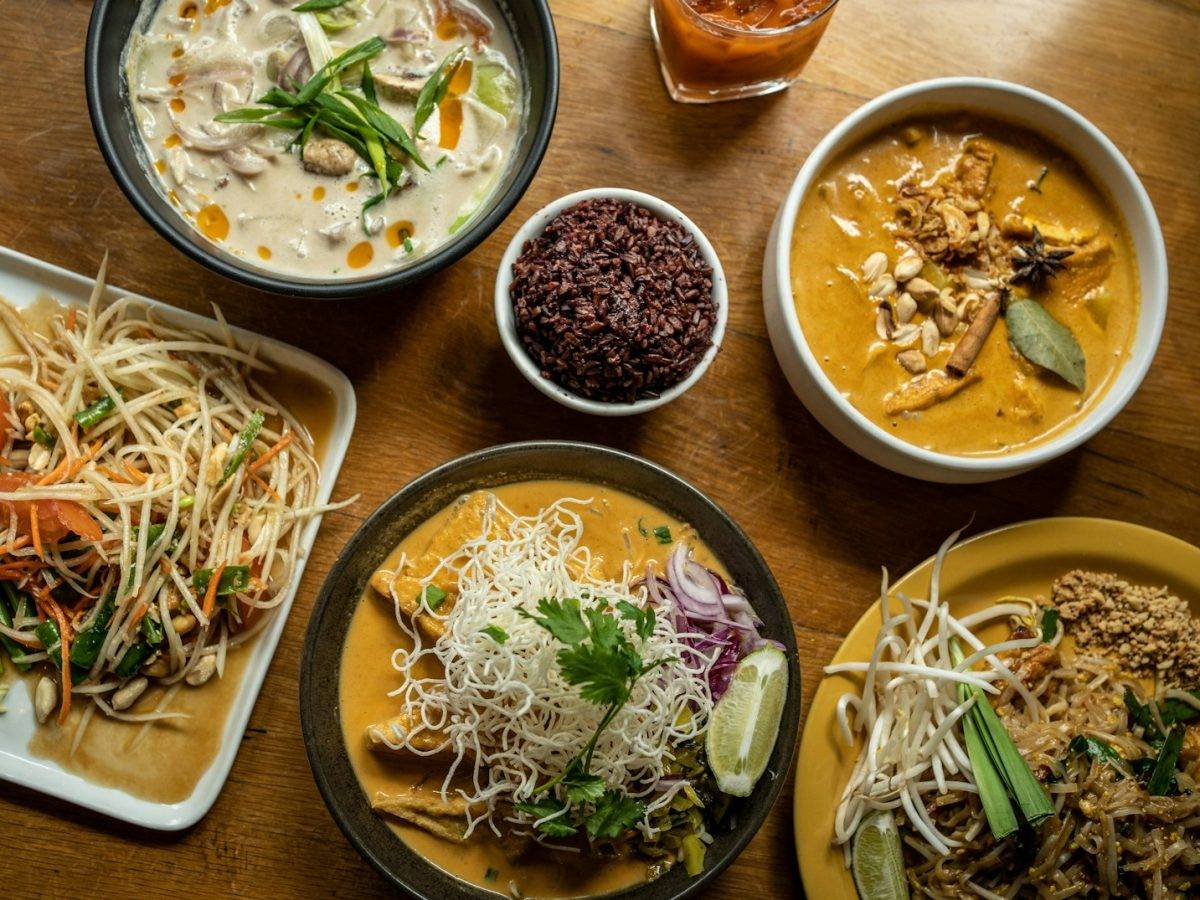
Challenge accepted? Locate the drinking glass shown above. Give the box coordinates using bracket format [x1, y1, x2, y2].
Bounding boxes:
[650, 0, 840, 104]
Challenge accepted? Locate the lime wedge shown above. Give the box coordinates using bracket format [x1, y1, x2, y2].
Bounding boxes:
[705, 645, 787, 797]
[851, 811, 908, 900]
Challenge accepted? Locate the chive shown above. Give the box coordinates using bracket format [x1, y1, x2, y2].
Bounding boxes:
[217, 410, 264, 487]
[952, 640, 1053, 837]
[419, 585, 447, 612]
[1039, 607, 1059, 643]
[652, 525, 672, 545]
[959, 681, 1017, 839]
[402, 236, 413, 254]
[1147, 726, 1184, 796]
[74, 392, 120, 430]
[360, 59, 376, 105]
[31, 424, 56, 448]
[1067, 734, 1127, 776]
[335, 90, 427, 169]
[292, 0, 348, 10]
[192, 565, 252, 597]
[414, 48, 467, 138]
[636, 517, 648, 537]
[296, 37, 387, 105]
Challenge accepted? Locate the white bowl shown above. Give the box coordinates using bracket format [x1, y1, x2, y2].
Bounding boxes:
[495, 188, 728, 416]
[763, 77, 1168, 483]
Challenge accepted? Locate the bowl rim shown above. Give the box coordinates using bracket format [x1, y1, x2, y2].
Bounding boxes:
[494, 188, 729, 416]
[84, 0, 560, 299]
[298, 439, 800, 899]
[768, 76, 1168, 475]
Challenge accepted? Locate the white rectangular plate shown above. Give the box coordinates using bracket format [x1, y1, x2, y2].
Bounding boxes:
[0, 246, 356, 830]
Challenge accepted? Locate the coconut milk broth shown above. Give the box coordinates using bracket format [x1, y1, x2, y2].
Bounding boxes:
[125, 0, 522, 279]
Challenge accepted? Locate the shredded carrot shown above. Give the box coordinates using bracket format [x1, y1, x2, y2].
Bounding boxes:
[29, 502, 43, 559]
[0, 535, 31, 553]
[40, 596, 72, 726]
[128, 599, 150, 631]
[201, 563, 226, 618]
[36, 440, 102, 486]
[35, 458, 70, 487]
[96, 466, 130, 484]
[248, 471, 281, 501]
[123, 461, 148, 483]
[38, 378, 60, 392]
[249, 432, 292, 472]
[66, 308, 77, 332]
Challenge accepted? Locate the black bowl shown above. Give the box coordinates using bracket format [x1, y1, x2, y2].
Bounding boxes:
[299, 441, 801, 899]
[85, 0, 558, 298]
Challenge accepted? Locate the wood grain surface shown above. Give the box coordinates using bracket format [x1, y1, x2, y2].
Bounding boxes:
[1, 0, 1198, 897]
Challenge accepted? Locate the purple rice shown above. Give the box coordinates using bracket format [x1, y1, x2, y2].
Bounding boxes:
[509, 198, 717, 403]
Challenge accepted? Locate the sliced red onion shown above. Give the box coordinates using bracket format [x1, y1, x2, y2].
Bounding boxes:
[279, 47, 311, 89]
[667, 546, 725, 618]
[386, 27, 429, 45]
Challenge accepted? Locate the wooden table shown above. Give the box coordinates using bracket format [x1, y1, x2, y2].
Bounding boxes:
[1, 0, 1197, 896]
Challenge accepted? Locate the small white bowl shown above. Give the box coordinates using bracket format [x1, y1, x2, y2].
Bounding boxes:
[495, 188, 728, 416]
[763, 77, 1168, 483]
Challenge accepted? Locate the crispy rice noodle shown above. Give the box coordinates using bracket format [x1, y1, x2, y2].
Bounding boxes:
[375, 495, 720, 844]
[830, 533, 1200, 898]
[0, 259, 350, 738]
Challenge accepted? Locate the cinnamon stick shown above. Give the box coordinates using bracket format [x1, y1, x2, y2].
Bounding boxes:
[946, 293, 1001, 378]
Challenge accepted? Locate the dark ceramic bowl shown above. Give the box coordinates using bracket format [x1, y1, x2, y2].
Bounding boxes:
[300, 441, 801, 899]
[85, 0, 558, 298]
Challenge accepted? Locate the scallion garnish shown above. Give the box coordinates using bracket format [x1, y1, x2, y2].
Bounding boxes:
[951, 639, 1054, 839]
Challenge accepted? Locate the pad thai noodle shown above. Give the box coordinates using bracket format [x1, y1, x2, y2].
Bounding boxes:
[828, 533, 1200, 899]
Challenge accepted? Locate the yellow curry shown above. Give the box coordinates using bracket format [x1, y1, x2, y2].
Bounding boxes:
[790, 114, 1139, 456]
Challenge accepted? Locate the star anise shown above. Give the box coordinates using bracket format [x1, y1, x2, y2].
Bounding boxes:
[1010, 226, 1073, 286]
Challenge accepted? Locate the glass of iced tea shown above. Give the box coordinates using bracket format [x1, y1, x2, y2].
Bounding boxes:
[650, 0, 839, 103]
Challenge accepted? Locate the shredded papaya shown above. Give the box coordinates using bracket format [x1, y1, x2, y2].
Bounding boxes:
[201, 562, 226, 618]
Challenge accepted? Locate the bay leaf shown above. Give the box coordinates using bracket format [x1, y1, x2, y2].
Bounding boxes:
[1005, 298, 1086, 390]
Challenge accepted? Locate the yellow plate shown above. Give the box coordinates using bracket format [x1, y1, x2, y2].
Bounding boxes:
[793, 517, 1200, 898]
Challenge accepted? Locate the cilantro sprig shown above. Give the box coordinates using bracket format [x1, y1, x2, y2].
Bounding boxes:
[514, 597, 668, 839]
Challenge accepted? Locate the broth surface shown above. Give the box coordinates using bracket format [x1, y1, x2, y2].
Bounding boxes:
[789, 115, 1139, 456]
[339, 479, 723, 898]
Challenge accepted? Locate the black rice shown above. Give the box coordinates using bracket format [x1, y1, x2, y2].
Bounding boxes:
[509, 198, 716, 403]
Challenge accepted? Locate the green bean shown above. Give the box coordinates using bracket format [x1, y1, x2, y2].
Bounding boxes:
[192, 565, 252, 597]
[35, 619, 63, 666]
[73, 392, 121, 430]
[217, 410, 264, 487]
[69, 596, 115, 669]
[114, 642, 154, 678]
